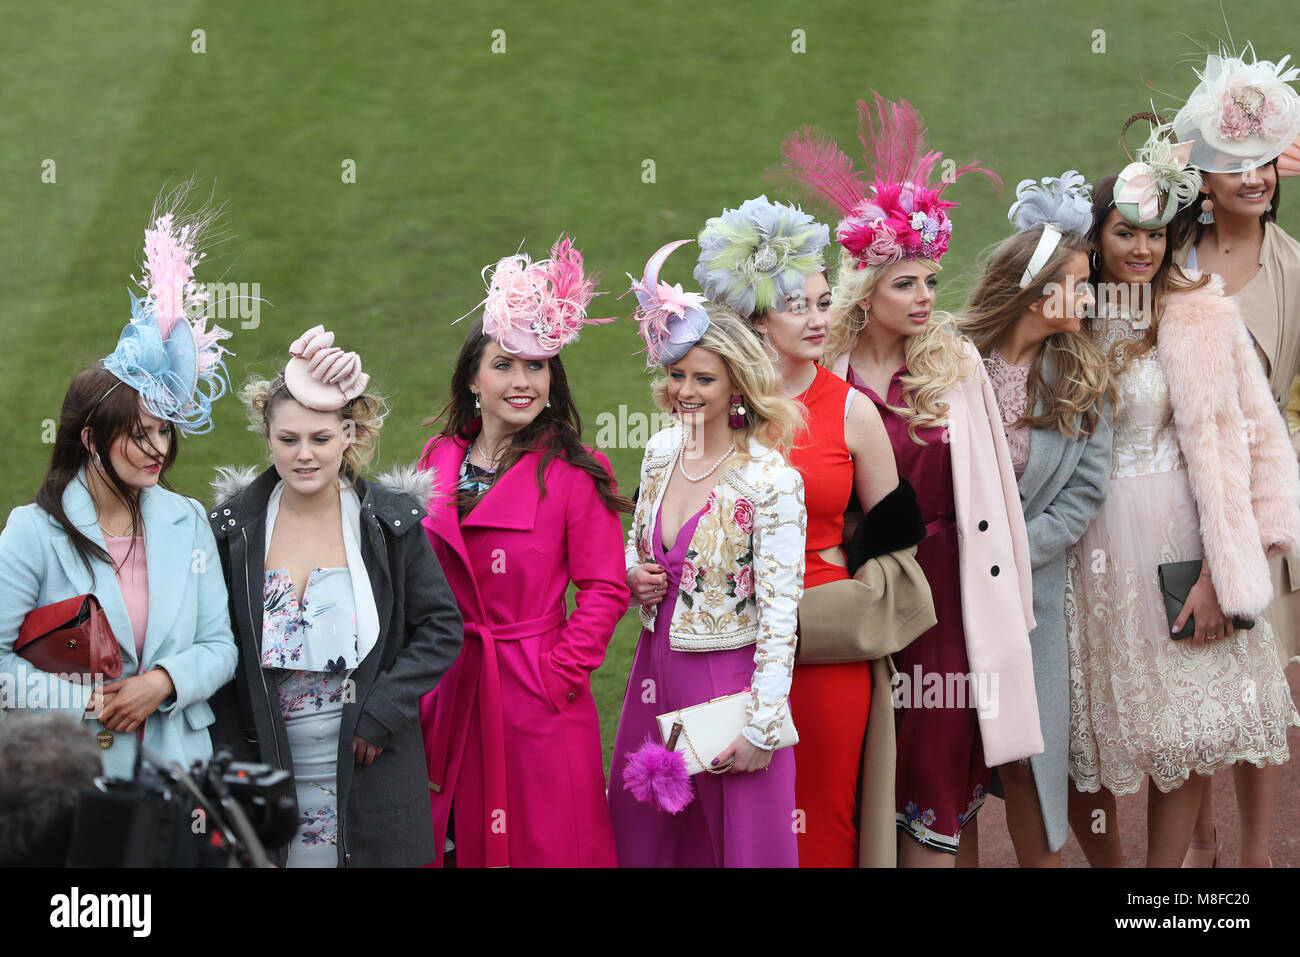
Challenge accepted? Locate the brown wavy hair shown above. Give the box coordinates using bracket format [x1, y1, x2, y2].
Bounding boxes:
[34, 365, 179, 576]
[959, 225, 1115, 437]
[1089, 172, 1211, 366]
[427, 318, 632, 514]
[1168, 156, 1282, 253]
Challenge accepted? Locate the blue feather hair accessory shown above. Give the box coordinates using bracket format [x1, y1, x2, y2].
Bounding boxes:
[1007, 170, 1093, 237]
[694, 195, 830, 317]
[101, 181, 234, 435]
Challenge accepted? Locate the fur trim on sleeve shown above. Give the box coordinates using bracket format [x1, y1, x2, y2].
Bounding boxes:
[846, 479, 926, 571]
[1157, 283, 1277, 616]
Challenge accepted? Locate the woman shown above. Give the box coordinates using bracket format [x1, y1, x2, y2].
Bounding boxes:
[418, 236, 629, 868]
[1169, 49, 1300, 866]
[958, 172, 1114, 866]
[609, 240, 806, 867]
[695, 194, 927, 867]
[0, 191, 238, 780]
[1065, 119, 1300, 867]
[781, 91, 1042, 866]
[209, 325, 464, 867]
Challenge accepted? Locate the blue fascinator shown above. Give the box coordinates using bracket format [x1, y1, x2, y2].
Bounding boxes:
[101, 183, 233, 435]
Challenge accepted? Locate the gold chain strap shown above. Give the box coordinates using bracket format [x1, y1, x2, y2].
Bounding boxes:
[673, 710, 735, 774]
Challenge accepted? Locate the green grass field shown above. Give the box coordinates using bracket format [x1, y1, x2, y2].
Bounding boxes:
[2, 0, 1295, 765]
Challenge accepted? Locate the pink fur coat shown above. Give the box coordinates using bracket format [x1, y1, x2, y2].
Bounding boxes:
[1156, 273, 1300, 617]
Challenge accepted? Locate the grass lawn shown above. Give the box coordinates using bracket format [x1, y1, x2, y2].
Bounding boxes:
[2, 0, 1294, 767]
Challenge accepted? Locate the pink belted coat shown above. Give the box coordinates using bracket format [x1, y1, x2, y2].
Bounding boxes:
[417, 435, 628, 867]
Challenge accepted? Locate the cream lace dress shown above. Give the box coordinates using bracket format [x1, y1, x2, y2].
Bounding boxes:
[1065, 314, 1299, 794]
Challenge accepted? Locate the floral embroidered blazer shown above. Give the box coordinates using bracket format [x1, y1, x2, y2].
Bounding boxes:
[625, 426, 806, 748]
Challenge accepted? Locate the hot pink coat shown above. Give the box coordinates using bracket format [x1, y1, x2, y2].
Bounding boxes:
[418, 436, 628, 867]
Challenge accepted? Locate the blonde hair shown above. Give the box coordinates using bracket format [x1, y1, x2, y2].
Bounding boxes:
[650, 304, 804, 457]
[958, 227, 1115, 437]
[241, 372, 390, 482]
[825, 249, 972, 443]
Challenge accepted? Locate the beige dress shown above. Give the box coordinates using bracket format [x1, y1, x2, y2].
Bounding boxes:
[1179, 222, 1300, 664]
[1065, 314, 1299, 794]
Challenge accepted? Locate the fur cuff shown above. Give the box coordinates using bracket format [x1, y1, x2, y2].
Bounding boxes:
[847, 479, 927, 573]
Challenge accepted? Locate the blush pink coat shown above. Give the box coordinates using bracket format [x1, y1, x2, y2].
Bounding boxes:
[832, 342, 1042, 766]
[418, 436, 628, 867]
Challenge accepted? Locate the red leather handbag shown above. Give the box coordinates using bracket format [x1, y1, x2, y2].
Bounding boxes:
[15, 594, 123, 680]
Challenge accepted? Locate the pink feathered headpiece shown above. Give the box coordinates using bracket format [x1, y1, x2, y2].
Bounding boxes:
[777, 91, 1000, 269]
[467, 235, 612, 360]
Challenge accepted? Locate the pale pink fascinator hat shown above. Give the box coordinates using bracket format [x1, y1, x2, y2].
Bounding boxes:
[283, 325, 370, 412]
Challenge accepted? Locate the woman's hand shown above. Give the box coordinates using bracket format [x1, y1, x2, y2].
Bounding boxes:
[627, 563, 668, 607]
[1172, 567, 1234, 646]
[711, 734, 773, 774]
[353, 736, 383, 765]
[91, 669, 175, 733]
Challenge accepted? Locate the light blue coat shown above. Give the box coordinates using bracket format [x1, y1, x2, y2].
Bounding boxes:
[0, 472, 237, 779]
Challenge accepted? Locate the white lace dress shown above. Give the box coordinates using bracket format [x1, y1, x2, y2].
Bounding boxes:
[1065, 316, 1299, 794]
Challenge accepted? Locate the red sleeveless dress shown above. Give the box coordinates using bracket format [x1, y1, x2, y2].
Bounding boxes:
[787, 364, 872, 867]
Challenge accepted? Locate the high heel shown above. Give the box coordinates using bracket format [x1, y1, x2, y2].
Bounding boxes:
[1181, 827, 1220, 868]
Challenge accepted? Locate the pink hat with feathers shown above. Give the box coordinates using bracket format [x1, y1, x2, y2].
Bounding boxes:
[776, 91, 1000, 269]
[466, 235, 612, 359]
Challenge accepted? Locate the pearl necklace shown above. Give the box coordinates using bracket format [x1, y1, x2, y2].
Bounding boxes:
[678, 442, 734, 482]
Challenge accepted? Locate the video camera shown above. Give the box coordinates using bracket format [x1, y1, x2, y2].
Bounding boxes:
[65, 748, 298, 867]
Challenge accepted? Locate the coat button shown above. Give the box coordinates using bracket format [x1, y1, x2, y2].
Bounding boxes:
[567, 692, 576, 701]
[491, 614, 505, 624]
[411, 508, 418, 515]
[210, 511, 217, 518]
[394, 519, 401, 526]
[227, 519, 236, 527]
[991, 565, 1000, 576]
[223, 509, 231, 516]
[95, 729, 114, 749]
[978, 520, 989, 531]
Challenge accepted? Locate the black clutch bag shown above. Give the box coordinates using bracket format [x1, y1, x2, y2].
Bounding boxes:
[1157, 560, 1255, 640]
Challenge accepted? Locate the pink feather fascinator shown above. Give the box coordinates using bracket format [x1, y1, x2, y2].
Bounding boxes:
[775, 91, 1000, 269]
[465, 235, 612, 360]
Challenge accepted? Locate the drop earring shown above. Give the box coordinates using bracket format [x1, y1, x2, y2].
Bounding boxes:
[92, 451, 104, 472]
[1198, 196, 1215, 225]
[729, 394, 746, 429]
[545, 399, 551, 409]
[472, 391, 481, 412]
[1266, 202, 1274, 213]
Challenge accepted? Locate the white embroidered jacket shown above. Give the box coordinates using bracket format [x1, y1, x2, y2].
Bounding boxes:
[625, 426, 806, 749]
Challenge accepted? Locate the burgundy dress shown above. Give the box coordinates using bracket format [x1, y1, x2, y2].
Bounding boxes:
[847, 365, 990, 853]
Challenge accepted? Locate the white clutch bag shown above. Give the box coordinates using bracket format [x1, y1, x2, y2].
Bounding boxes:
[655, 691, 798, 775]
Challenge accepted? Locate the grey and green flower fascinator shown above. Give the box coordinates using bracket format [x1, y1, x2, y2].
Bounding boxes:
[693, 195, 830, 317]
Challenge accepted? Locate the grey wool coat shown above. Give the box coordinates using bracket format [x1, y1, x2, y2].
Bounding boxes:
[206, 464, 464, 867]
[996, 388, 1113, 853]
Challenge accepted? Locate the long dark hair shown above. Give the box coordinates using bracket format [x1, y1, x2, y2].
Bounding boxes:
[424, 319, 632, 514]
[33, 365, 179, 574]
[1168, 156, 1282, 253]
[1088, 173, 1210, 364]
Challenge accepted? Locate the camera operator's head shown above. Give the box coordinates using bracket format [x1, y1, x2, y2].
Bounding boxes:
[0, 711, 103, 867]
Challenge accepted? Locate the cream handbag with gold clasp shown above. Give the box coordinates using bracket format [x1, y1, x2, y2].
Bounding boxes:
[655, 691, 798, 775]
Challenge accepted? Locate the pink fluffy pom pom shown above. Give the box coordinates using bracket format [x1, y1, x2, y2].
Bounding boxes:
[622, 737, 694, 814]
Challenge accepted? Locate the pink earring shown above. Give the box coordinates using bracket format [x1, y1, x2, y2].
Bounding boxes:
[729, 394, 746, 429]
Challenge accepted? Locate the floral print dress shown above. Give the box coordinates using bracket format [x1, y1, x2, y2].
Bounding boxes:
[262, 566, 359, 867]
